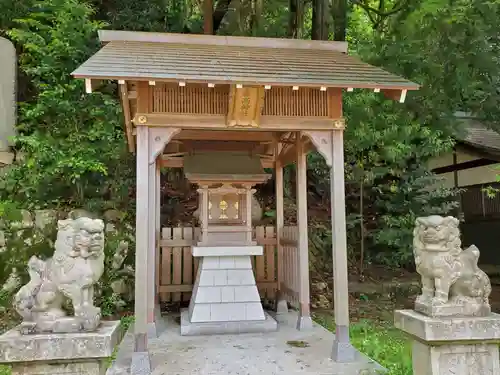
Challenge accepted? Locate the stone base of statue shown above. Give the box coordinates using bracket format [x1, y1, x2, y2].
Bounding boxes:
[395, 310, 500, 375]
[415, 296, 491, 318]
[18, 306, 102, 335]
[0, 320, 121, 375]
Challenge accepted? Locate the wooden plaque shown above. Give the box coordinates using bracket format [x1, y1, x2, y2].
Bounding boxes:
[226, 85, 265, 128]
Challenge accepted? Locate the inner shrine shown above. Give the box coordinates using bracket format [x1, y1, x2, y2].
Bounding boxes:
[183, 151, 276, 334]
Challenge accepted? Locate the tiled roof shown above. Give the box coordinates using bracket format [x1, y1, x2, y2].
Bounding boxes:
[72, 31, 419, 90]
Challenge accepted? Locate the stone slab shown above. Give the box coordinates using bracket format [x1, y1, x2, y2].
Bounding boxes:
[414, 300, 491, 318]
[107, 311, 385, 375]
[201, 256, 252, 270]
[11, 359, 107, 375]
[0, 320, 122, 363]
[181, 309, 277, 336]
[394, 310, 500, 343]
[190, 301, 265, 322]
[192, 246, 263, 257]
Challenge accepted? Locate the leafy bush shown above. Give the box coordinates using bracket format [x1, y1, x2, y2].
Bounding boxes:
[2, 0, 134, 211]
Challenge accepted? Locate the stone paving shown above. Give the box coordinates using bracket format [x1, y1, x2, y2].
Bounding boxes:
[108, 311, 384, 375]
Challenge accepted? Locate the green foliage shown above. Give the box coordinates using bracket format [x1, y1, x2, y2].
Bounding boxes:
[95, 222, 135, 317]
[314, 314, 412, 375]
[371, 0, 500, 126]
[2, 0, 133, 211]
[0, 204, 56, 287]
[370, 166, 460, 266]
[339, 92, 458, 266]
[91, 0, 203, 33]
[0, 0, 33, 36]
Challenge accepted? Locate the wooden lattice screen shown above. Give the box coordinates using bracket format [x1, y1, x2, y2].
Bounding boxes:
[149, 83, 329, 117]
[157, 225, 299, 305]
[152, 83, 229, 114]
[262, 87, 328, 117]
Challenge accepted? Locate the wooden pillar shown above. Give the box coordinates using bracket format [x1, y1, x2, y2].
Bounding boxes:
[330, 129, 357, 362]
[295, 132, 313, 330]
[199, 187, 209, 243]
[155, 163, 161, 300]
[134, 125, 149, 353]
[146, 158, 157, 338]
[275, 141, 288, 314]
[245, 186, 253, 243]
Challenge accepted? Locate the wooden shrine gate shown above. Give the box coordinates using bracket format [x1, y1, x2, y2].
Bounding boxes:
[157, 225, 299, 307]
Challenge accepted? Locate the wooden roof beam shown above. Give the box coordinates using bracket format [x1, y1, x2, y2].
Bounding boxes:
[84, 78, 103, 93]
[382, 88, 408, 103]
[132, 113, 344, 131]
[279, 136, 315, 166]
[173, 130, 275, 142]
[118, 81, 135, 153]
[160, 156, 274, 169]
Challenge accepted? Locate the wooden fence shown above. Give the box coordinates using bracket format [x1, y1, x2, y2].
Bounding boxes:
[157, 225, 299, 306]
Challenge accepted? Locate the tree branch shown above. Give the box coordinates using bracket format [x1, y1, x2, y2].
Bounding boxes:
[350, 0, 410, 18]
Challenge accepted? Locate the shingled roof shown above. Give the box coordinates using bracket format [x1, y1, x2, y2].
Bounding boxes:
[72, 30, 419, 91]
[456, 116, 500, 153]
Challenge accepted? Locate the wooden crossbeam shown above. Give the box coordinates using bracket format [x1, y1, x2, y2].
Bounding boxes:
[382, 88, 408, 103]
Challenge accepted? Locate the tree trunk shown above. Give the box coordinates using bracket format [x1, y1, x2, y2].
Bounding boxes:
[288, 0, 305, 38]
[331, 0, 347, 41]
[251, 0, 263, 36]
[312, 0, 329, 40]
[204, 0, 214, 34]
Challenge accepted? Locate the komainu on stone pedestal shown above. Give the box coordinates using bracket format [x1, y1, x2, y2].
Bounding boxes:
[413, 215, 491, 317]
[13, 217, 105, 334]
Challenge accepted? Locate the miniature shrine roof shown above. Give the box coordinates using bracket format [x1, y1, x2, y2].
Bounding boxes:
[184, 151, 271, 183]
[72, 30, 419, 91]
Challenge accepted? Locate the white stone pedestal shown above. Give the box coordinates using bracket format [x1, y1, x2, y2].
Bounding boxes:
[181, 246, 277, 335]
[0, 321, 121, 375]
[395, 310, 500, 375]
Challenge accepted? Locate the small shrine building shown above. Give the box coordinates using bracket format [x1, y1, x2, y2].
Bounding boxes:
[72, 29, 419, 372]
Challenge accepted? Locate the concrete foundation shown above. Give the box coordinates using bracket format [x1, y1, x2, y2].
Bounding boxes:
[108, 311, 385, 375]
[0, 321, 121, 375]
[395, 309, 500, 375]
[181, 309, 277, 336]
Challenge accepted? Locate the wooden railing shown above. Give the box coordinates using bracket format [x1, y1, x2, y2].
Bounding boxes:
[157, 225, 298, 304]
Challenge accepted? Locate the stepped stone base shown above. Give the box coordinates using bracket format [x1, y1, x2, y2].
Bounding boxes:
[184, 246, 277, 336]
[181, 309, 277, 336]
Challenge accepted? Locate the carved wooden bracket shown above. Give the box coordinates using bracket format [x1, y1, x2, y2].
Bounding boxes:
[149, 127, 181, 164]
[302, 130, 333, 168]
[227, 85, 265, 128]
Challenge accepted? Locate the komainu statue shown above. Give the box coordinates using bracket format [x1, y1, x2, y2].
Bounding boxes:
[13, 217, 105, 334]
[413, 215, 491, 317]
